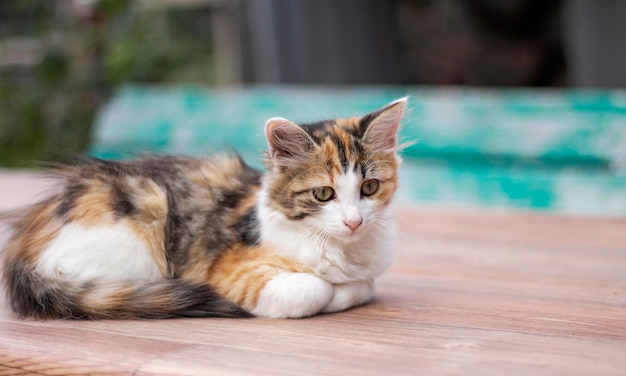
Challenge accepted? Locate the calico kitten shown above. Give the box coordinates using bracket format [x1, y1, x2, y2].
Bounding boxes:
[1, 98, 406, 319]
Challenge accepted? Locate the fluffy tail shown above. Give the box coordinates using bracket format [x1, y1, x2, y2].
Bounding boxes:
[4, 263, 251, 319]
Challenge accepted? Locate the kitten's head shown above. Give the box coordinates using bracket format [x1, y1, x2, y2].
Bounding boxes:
[263, 98, 406, 242]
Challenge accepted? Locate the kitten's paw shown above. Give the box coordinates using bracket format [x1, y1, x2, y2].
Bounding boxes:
[321, 280, 374, 313]
[252, 273, 333, 318]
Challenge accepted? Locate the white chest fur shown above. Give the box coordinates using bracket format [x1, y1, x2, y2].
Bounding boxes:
[257, 195, 394, 284]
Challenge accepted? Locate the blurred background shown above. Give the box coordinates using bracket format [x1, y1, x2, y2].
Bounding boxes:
[1, 0, 625, 215]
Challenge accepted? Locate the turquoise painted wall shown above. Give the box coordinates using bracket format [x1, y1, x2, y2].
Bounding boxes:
[90, 86, 626, 217]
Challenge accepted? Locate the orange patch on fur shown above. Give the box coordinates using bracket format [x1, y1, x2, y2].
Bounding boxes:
[369, 154, 399, 206]
[319, 139, 342, 175]
[207, 245, 310, 310]
[4, 198, 64, 265]
[123, 177, 170, 276]
[344, 117, 361, 132]
[69, 183, 115, 226]
[180, 252, 214, 283]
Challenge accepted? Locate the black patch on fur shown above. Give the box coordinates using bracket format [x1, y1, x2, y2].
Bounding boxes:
[331, 134, 349, 172]
[234, 206, 260, 246]
[351, 137, 366, 157]
[301, 120, 334, 144]
[120, 280, 252, 319]
[111, 183, 135, 217]
[56, 182, 85, 219]
[163, 186, 190, 274]
[3, 260, 251, 319]
[287, 212, 309, 220]
[3, 261, 86, 319]
[221, 189, 248, 209]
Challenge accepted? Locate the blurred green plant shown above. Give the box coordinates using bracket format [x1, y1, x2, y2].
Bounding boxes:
[0, 0, 216, 167]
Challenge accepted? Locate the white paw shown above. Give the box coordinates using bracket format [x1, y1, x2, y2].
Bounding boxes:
[252, 273, 333, 318]
[321, 280, 374, 313]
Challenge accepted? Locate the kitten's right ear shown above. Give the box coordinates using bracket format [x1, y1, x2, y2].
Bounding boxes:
[265, 117, 316, 164]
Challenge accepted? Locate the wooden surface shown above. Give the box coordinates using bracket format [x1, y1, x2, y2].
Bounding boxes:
[1, 171, 625, 375]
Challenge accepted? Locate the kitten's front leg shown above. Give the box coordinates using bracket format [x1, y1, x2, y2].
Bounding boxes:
[321, 279, 374, 313]
[252, 272, 333, 318]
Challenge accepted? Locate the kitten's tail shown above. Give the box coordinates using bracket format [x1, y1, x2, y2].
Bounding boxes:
[4, 263, 252, 319]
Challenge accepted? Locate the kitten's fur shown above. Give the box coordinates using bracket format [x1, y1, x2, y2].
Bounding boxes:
[1, 98, 406, 319]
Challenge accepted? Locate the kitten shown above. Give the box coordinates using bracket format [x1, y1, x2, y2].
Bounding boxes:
[1, 98, 406, 319]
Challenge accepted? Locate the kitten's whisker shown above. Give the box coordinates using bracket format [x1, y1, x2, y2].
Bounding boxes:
[371, 224, 401, 243]
[367, 213, 403, 241]
[300, 226, 328, 252]
[384, 211, 411, 241]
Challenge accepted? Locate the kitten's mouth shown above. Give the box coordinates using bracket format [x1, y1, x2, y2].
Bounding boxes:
[342, 227, 363, 240]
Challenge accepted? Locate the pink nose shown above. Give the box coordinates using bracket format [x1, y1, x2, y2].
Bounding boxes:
[344, 219, 362, 232]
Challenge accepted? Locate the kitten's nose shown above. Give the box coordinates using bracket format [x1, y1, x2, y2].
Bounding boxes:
[344, 219, 362, 232]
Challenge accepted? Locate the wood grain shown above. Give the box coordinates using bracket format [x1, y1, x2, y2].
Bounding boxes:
[1, 171, 625, 375]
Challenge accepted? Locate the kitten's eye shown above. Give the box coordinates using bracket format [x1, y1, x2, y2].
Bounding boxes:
[312, 186, 335, 202]
[361, 179, 380, 196]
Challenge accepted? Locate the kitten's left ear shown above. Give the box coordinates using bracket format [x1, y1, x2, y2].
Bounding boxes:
[361, 97, 407, 152]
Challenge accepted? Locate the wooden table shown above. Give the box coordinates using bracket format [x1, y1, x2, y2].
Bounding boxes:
[1, 171, 625, 375]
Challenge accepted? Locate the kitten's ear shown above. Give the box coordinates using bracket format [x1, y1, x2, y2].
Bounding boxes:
[265, 117, 316, 163]
[361, 97, 407, 152]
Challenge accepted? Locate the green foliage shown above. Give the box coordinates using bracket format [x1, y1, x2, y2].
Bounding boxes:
[0, 0, 215, 167]
[37, 48, 71, 84]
